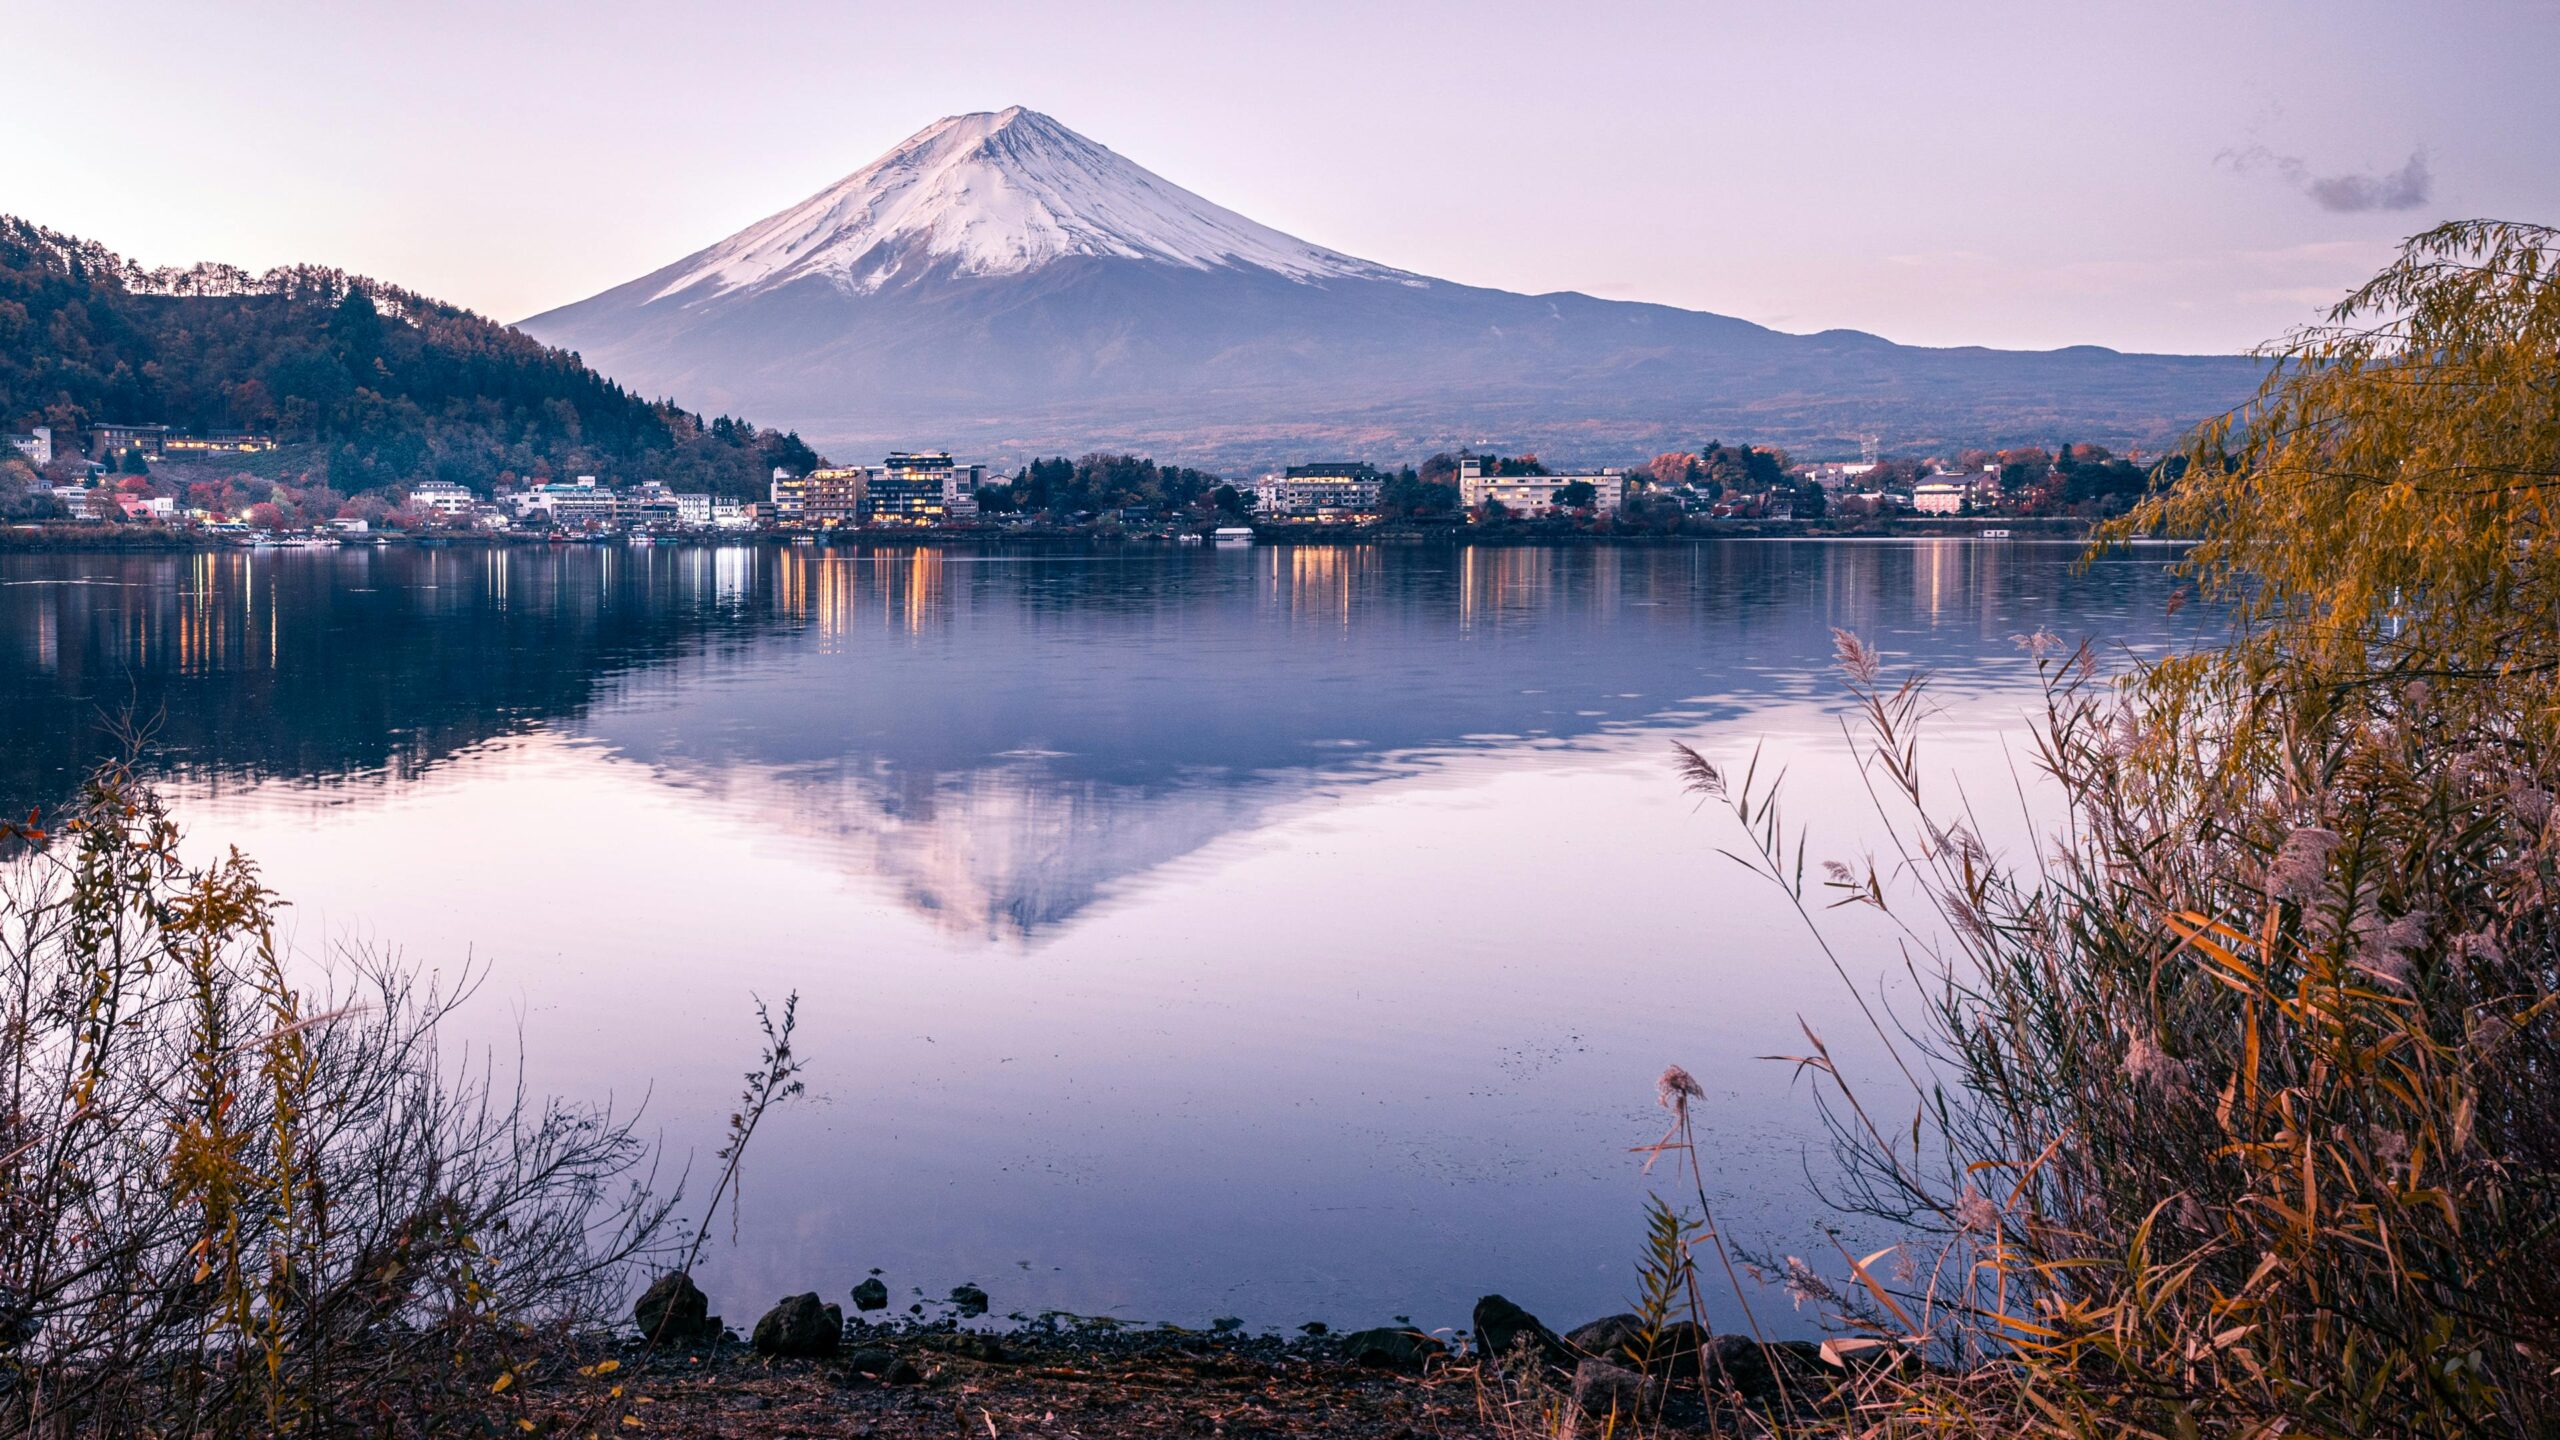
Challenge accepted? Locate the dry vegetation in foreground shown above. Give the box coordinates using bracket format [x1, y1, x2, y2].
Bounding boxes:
[0, 763, 681, 1435]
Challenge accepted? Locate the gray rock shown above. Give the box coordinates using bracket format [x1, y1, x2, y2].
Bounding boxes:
[1472, 1293, 1572, 1374]
[633, 1271, 715, 1345]
[1566, 1313, 1640, 1359]
[1341, 1326, 1447, 1373]
[844, 1347, 898, 1377]
[1700, 1335, 1828, 1401]
[948, 1283, 989, 1318]
[851, 1277, 889, 1312]
[1565, 1313, 1704, 1376]
[931, 1333, 1008, 1362]
[1571, 1357, 1658, 1420]
[752, 1292, 843, 1358]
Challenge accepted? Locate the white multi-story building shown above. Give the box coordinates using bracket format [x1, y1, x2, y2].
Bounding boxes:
[1459, 457, 1623, 517]
[513, 475, 621, 527]
[408, 480, 476, 517]
[1912, 481, 1969, 515]
[6, 426, 52, 467]
[940, 465, 983, 520]
[671, 493, 714, 526]
[1255, 463, 1382, 518]
[620, 480, 678, 527]
[1797, 461, 1877, 489]
[770, 467, 809, 522]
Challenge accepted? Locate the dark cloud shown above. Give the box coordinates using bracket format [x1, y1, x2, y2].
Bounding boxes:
[2219, 146, 2433, 213]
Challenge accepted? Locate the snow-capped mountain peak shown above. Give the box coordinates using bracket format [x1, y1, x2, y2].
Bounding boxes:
[522, 106, 2263, 474]
[649, 106, 1412, 303]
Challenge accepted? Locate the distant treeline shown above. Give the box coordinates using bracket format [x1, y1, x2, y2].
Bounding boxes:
[977, 450, 1580, 521]
[1852, 444, 2162, 512]
[0, 216, 819, 499]
[976, 453, 1235, 516]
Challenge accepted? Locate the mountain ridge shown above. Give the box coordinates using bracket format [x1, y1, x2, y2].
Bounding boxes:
[524, 108, 2265, 468]
[0, 214, 821, 498]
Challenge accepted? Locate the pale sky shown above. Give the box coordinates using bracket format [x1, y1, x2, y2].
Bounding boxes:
[10, 0, 2556, 355]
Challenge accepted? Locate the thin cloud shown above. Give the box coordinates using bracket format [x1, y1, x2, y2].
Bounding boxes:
[2219, 146, 2433, 213]
[2306, 152, 2432, 212]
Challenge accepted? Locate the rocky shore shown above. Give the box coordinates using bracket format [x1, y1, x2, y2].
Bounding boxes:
[512, 1273, 1846, 1438]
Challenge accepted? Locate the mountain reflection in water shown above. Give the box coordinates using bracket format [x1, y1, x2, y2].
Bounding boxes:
[2, 541, 2186, 939]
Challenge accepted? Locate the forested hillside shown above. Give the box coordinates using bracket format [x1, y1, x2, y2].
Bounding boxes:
[0, 216, 820, 497]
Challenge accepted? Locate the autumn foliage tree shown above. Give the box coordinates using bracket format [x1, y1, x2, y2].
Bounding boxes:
[2107, 219, 2560, 716]
[1646, 451, 1703, 487]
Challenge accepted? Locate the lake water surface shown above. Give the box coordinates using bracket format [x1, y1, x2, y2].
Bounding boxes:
[0, 540, 2199, 1335]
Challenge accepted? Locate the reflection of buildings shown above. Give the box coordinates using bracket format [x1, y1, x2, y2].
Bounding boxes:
[773, 547, 947, 645]
[1273, 544, 1378, 628]
[1457, 546, 1555, 631]
[0, 544, 789, 823]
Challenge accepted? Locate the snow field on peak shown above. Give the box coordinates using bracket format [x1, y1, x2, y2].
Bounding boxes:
[651, 108, 1410, 303]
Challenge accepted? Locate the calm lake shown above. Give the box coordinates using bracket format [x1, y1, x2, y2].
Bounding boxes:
[0, 539, 2198, 1336]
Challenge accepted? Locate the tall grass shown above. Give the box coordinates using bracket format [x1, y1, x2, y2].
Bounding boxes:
[1678, 632, 2560, 1437]
[0, 762, 676, 1435]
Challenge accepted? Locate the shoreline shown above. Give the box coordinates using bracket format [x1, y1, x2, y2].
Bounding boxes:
[0, 516, 2113, 554]
[485, 1288, 1836, 1438]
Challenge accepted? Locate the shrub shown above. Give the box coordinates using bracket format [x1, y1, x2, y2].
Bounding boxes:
[1692, 634, 2560, 1437]
[0, 762, 673, 1434]
[1667, 223, 2560, 1436]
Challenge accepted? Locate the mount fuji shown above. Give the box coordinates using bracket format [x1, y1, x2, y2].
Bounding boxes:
[522, 107, 2260, 467]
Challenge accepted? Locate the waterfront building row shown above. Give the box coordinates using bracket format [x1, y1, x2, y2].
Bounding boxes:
[770, 452, 986, 527]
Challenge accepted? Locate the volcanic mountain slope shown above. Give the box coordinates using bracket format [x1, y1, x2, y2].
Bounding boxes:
[523, 107, 2262, 467]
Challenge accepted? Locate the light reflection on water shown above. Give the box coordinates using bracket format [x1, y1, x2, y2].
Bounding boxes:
[0, 540, 2198, 1333]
